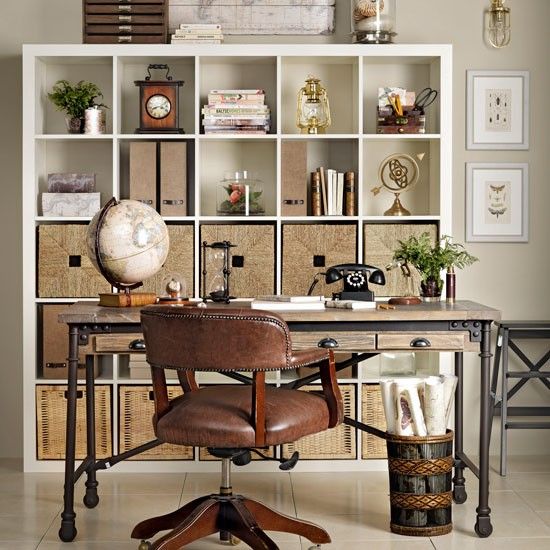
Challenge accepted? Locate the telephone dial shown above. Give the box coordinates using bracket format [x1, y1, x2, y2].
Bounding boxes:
[325, 263, 386, 302]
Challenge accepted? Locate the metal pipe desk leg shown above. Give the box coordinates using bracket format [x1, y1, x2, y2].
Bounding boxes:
[475, 320, 494, 538]
[452, 352, 467, 504]
[500, 327, 510, 476]
[84, 354, 99, 508]
[58, 325, 79, 542]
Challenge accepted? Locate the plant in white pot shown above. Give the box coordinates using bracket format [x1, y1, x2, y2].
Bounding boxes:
[48, 80, 106, 134]
[392, 232, 478, 301]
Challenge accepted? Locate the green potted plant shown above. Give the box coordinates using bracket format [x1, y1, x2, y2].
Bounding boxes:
[392, 232, 478, 301]
[47, 80, 106, 133]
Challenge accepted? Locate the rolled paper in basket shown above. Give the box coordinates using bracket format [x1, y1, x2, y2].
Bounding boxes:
[393, 382, 426, 436]
[441, 374, 458, 425]
[424, 378, 447, 436]
[380, 379, 396, 434]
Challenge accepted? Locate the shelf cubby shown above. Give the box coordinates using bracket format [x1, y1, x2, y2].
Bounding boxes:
[35, 56, 113, 135]
[117, 56, 195, 135]
[281, 56, 360, 135]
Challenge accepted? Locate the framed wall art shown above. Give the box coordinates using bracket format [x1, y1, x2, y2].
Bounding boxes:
[466, 70, 529, 150]
[466, 163, 529, 242]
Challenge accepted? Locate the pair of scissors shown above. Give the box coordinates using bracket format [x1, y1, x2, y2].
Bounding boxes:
[414, 87, 438, 112]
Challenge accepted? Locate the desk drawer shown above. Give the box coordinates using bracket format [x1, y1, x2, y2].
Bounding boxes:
[93, 333, 144, 353]
[291, 331, 376, 352]
[377, 332, 467, 351]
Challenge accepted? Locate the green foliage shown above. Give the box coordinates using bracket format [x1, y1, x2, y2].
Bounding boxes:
[393, 232, 478, 285]
[47, 80, 106, 119]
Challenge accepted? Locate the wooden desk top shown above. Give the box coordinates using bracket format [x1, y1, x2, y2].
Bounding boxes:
[59, 300, 501, 325]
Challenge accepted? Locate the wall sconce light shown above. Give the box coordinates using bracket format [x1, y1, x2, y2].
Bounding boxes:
[296, 75, 331, 134]
[486, 0, 511, 49]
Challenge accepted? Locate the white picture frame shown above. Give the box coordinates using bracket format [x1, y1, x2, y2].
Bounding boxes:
[466, 163, 529, 242]
[466, 70, 529, 150]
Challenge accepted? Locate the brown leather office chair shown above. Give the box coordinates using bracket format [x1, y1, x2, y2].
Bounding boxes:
[131, 305, 343, 550]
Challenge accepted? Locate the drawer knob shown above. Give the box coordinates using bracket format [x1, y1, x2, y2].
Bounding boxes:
[410, 337, 431, 348]
[318, 337, 339, 349]
[129, 339, 146, 350]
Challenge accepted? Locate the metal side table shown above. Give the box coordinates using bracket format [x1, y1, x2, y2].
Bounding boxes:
[491, 321, 550, 476]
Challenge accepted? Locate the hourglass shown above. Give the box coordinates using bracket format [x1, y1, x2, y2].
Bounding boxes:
[201, 241, 236, 303]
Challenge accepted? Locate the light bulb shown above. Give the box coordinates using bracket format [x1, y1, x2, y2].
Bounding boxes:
[486, 0, 510, 49]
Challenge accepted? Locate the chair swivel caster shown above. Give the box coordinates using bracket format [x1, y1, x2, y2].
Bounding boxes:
[138, 540, 151, 550]
[220, 531, 240, 545]
[308, 545, 322, 550]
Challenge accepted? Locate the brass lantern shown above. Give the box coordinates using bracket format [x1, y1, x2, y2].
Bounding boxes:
[296, 75, 331, 134]
[486, 0, 511, 49]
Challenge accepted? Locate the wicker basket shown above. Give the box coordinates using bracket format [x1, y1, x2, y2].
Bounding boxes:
[361, 384, 387, 459]
[119, 386, 194, 460]
[282, 384, 356, 460]
[387, 430, 454, 536]
[36, 385, 111, 460]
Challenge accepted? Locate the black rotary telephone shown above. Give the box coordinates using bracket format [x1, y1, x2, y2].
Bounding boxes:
[325, 263, 386, 302]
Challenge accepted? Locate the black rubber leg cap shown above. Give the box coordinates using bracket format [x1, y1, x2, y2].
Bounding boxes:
[58, 523, 77, 542]
[83, 490, 100, 509]
[474, 517, 493, 538]
[453, 486, 468, 504]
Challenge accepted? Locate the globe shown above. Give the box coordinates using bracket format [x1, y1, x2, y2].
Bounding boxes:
[86, 198, 169, 290]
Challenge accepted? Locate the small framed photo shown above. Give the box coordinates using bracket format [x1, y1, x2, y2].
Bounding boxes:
[466, 163, 529, 242]
[466, 70, 529, 150]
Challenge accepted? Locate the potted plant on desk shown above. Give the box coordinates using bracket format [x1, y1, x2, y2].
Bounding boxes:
[392, 232, 478, 302]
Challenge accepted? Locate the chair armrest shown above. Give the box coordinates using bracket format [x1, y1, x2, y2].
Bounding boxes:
[319, 350, 343, 428]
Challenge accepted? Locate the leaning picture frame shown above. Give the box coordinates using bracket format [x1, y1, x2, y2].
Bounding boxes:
[466, 163, 529, 243]
[466, 70, 529, 150]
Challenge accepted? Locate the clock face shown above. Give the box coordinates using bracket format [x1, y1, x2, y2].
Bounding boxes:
[145, 94, 171, 120]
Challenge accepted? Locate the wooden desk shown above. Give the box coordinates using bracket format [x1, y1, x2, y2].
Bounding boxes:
[58, 300, 500, 541]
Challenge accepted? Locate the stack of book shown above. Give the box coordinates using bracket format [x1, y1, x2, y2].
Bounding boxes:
[202, 90, 271, 134]
[311, 167, 356, 216]
[171, 23, 224, 44]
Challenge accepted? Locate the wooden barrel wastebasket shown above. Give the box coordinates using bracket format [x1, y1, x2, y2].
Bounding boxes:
[386, 430, 454, 536]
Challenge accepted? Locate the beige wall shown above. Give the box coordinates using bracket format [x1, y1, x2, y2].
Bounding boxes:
[1, 0, 549, 457]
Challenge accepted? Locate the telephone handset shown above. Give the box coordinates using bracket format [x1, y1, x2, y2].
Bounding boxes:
[325, 263, 386, 302]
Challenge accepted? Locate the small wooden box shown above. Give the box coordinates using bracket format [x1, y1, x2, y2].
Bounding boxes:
[282, 384, 356, 460]
[37, 224, 111, 298]
[83, 0, 168, 44]
[36, 385, 112, 460]
[376, 107, 426, 135]
[364, 223, 437, 297]
[200, 224, 275, 298]
[282, 223, 357, 297]
[361, 384, 387, 459]
[140, 224, 194, 295]
[119, 385, 194, 460]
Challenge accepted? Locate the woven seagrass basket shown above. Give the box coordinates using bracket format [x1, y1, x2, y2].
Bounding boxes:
[386, 430, 454, 536]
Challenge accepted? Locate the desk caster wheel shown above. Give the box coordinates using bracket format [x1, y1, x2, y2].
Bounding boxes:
[83, 490, 99, 509]
[474, 517, 493, 538]
[308, 546, 322, 550]
[453, 486, 467, 504]
[230, 535, 240, 546]
[58, 523, 77, 542]
[138, 540, 151, 550]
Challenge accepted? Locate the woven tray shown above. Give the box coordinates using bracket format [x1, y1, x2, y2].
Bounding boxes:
[119, 385, 194, 460]
[36, 385, 111, 460]
[361, 384, 387, 459]
[282, 384, 356, 460]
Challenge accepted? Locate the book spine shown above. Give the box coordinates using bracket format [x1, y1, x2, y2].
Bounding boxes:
[202, 108, 269, 115]
[345, 171, 356, 216]
[337, 172, 344, 216]
[172, 39, 223, 44]
[180, 24, 222, 30]
[319, 167, 327, 216]
[173, 34, 223, 39]
[311, 171, 322, 216]
[208, 95, 265, 103]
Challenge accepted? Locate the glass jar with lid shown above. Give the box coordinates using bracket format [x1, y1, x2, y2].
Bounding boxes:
[217, 170, 265, 216]
[351, 0, 397, 44]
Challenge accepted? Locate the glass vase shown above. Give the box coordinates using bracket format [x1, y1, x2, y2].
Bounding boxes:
[420, 278, 443, 302]
[217, 171, 265, 216]
[351, 0, 397, 43]
[65, 116, 83, 134]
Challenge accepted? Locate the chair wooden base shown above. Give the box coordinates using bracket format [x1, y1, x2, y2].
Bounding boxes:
[131, 493, 331, 550]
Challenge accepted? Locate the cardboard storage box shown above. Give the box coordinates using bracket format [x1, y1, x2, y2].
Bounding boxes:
[200, 224, 275, 298]
[41, 192, 101, 217]
[38, 224, 111, 298]
[282, 223, 357, 297]
[36, 384, 112, 460]
[41, 304, 99, 379]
